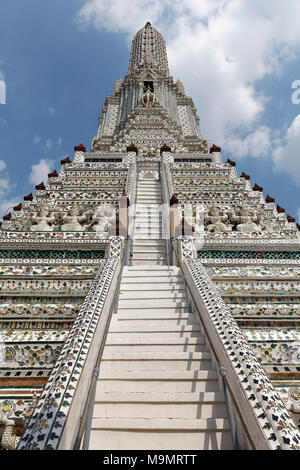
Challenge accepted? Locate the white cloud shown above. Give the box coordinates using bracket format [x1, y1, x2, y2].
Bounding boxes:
[0, 160, 6, 173]
[273, 114, 300, 186]
[77, 0, 300, 156]
[33, 136, 41, 145]
[0, 78, 6, 104]
[29, 158, 54, 185]
[49, 107, 55, 115]
[58, 137, 63, 146]
[0, 160, 11, 199]
[224, 126, 272, 159]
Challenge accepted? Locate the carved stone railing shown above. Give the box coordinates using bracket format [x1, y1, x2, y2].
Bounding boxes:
[125, 152, 137, 206]
[17, 237, 124, 450]
[177, 236, 300, 450]
[161, 152, 174, 204]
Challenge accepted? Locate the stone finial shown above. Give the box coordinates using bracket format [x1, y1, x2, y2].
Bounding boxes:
[209, 144, 221, 153]
[74, 144, 86, 152]
[253, 183, 263, 192]
[48, 170, 58, 178]
[277, 205, 285, 213]
[61, 156, 72, 165]
[160, 144, 171, 155]
[265, 195, 275, 203]
[24, 193, 33, 201]
[226, 158, 236, 167]
[3, 212, 11, 221]
[240, 172, 250, 180]
[126, 144, 138, 154]
[35, 182, 46, 190]
[170, 194, 179, 206]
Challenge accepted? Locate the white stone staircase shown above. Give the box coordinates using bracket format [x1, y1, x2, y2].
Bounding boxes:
[88, 261, 233, 449]
[132, 179, 166, 265]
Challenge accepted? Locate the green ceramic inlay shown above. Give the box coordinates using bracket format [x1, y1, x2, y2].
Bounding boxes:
[197, 251, 300, 259]
[0, 250, 106, 259]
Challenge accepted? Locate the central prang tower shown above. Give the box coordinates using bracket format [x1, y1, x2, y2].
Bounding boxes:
[91, 21, 208, 155]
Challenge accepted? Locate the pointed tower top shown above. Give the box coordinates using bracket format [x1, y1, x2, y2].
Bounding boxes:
[128, 22, 169, 77]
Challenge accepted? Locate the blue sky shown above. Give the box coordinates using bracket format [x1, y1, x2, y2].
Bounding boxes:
[0, 0, 299, 224]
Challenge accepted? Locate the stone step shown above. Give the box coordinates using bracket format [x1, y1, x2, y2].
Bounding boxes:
[117, 298, 188, 308]
[134, 228, 162, 233]
[107, 329, 202, 339]
[134, 224, 163, 231]
[136, 201, 162, 205]
[113, 312, 196, 321]
[138, 189, 161, 194]
[93, 391, 227, 419]
[111, 319, 197, 330]
[103, 336, 206, 352]
[132, 259, 167, 265]
[121, 276, 182, 283]
[131, 254, 166, 261]
[135, 212, 162, 218]
[133, 236, 163, 240]
[134, 215, 162, 218]
[101, 351, 212, 370]
[89, 418, 232, 450]
[124, 266, 180, 272]
[118, 290, 186, 300]
[133, 239, 165, 246]
[120, 281, 184, 289]
[131, 246, 166, 253]
[116, 307, 191, 315]
[97, 369, 220, 392]
[135, 206, 162, 211]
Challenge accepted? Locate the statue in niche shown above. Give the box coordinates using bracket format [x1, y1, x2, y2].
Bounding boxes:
[61, 204, 87, 232]
[30, 206, 55, 232]
[205, 204, 232, 232]
[230, 204, 260, 232]
[256, 211, 277, 232]
[142, 85, 156, 108]
[88, 204, 116, 234]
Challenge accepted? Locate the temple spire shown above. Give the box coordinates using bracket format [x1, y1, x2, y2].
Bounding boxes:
[128, 21, 170, 77]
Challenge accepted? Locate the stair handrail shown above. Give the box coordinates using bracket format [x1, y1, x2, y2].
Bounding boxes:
[125, 160, 138, 266]
[160, 162, 171, 266]
[73, 257, 125, 450]
[170, 238, 241, 449]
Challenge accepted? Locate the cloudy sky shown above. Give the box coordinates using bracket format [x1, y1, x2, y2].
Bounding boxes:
[0, 0, 299, 222]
